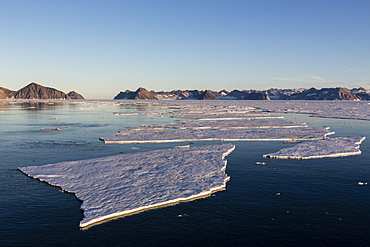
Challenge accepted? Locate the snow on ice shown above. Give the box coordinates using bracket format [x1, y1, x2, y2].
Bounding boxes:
[141, 118, 307, 129]
[19, 144, 235, 229]
[100, 127, 334, 144]
[263, 137, 366, 159]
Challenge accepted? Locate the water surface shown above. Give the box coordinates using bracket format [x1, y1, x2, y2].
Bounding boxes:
[1, 100, 369, 246]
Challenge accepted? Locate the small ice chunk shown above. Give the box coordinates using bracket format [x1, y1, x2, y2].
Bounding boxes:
[40, 127, 68, 131]
[19, 144, 235, 229]
[113, 112, 139, 115]
[358, 182, 368, 185]
[264, 137, 366, 159]
[176, 145, 190, 148]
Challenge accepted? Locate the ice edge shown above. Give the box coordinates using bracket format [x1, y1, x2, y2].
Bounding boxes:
[79, 145, 236, 229]
[18, 145, 236, 230]
[263, 137, 366, 159]
[101, 134, 335, 144]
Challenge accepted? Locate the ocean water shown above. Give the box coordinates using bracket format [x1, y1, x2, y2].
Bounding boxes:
[1, 100, 370, 247]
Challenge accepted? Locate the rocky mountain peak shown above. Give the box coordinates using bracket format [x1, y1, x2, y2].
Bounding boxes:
[68, 91, 85, 99]
[12, 82, 70, 99]
[197, 90, 219, 100]
[114, 87, 157, 100]
[0, 87, 14, 99]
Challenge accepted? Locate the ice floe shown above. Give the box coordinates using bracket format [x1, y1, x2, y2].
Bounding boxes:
[141, 118, 307, 129]
[113, 111, 161, 115]
[40, 127, 68, 131]
[255, 162, 266, 165]
[263, 137, 366, 159]
[19, 144, 235, 229]
[100, 127, 333, 144]
[173, 113, 282, 121]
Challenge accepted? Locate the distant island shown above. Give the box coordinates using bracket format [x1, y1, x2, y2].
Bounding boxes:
[114, 86, 370, 101]
[0, 82, 84, 100]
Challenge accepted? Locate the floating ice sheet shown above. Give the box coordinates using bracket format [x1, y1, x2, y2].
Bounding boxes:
[19, 144, 235, 229]
[141, 118, 307, 129]
[113, 111, 161, 115]
[173, 113, 282, 120]
[263, 137, 366, 159]
[100, 127, 334, 144]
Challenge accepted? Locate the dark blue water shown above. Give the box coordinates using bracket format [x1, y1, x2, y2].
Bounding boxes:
[1, 101, 369, 246]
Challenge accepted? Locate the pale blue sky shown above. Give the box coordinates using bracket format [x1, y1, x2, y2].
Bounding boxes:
[0, 0, 369, 99]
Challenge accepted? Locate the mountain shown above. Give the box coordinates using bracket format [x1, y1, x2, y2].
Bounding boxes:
[287, 87, 360, 100]
[351, 87, 368, 94]
[180, 90, 201, 100]
[224, 90, 270, 100]
[153, 87, 368, 101]
[218, 90, 229, 97]
[197, 90, 219, 100]
[114, 87, 158, 100]
[68, 91, 85, 99]
[11, 83, 71, 99]
[355, 92, 370, 100]
[351, 87, 370, 100]
[0, 87, 14, 99]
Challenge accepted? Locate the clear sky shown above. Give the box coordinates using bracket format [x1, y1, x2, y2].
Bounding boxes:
[1, 0, 369, 99]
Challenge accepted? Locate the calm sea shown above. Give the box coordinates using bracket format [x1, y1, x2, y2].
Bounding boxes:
[1, 100, 369, 247]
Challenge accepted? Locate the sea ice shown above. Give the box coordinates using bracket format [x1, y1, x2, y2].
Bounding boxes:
[40, 127, 68, 131]
[141, 118, 307, 129]
[248, 101, 370, 121]
[173, 113, 282, 120]
[18, 144, 235, 229]
[148, 100, 370, 121]
[113, 111, 161, 115]
[100, 127, 334, 144]
[263, 137, 366, 159]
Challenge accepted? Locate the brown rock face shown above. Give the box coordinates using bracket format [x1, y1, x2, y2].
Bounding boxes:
[67, 91, 85, 99]
[226, 90, 270, 100]
[134, 87, 157, 100]
[0, 87, 14, 99]
[12, 82, 70, 99]
[288, 87, 360, 100]
[197, 90, 219, 100]
[114, 87, 157, 100]
[336, 87, 360, 100]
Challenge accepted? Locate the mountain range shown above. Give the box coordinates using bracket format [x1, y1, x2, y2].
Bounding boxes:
[114, 86, 369, 101]
[1, 82, 369, 101]
[0, 83, 84, 100]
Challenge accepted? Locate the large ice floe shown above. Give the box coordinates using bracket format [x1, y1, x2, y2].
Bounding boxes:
[18, 144, 235, 229]
[141, 118, 307, 129]
[100, 127, 333, 144]
[263, 137, 366, 159]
